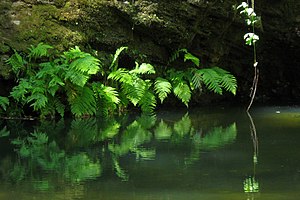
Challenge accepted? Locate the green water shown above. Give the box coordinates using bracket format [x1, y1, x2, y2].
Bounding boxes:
[1, 106, 300, 200]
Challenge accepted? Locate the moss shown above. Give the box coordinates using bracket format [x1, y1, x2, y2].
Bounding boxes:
[8, 4, 86, 51]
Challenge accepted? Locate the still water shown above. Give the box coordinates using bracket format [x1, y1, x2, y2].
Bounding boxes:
[0, 106, 300, 200]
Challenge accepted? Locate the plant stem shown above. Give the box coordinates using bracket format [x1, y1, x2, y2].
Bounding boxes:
[247, 1, 259, 112]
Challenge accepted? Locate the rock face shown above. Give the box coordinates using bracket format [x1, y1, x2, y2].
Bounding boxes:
[0, 0, 299, 102]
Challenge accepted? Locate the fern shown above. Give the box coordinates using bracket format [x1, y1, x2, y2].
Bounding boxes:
[154, 77, 172, 103]
[197, 68, 223, 94]
[6, 50, 26, 77]
[110, 46, 128, 71]
[69, 54, 101, 75]
[191, 68, 203, 89]
[184, 52, 200, 67]
[138, 81, 156, 114]
[0, 96, 9, 111]
[212, 67, 237, 95]
[173, 81, 191, 107]
[167, 69, 192, 106]
[130, 63, 155, 75]
[92, 83, 120, 116]
[65, 69, 90, 87]
[67, 86, 96, 117]
[193, 67, 237, 95]
[169, 48, 187, 64]
[10, 78, 32, 102]
[28, 43, 53, 60]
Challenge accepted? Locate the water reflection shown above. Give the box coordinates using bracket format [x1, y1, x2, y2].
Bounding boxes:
[0, 112, 237, 189]
[244, 111, 260, 197]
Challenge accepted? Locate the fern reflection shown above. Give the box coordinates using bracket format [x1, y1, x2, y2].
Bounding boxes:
[1, 112, 237, 191]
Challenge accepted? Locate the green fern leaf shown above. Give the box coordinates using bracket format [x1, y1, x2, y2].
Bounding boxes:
[154, 77, 172, 103]
[6, 50, 26, 76]
[169, 48, 187, 63]
[131, 63, 155, 75]
[110, 46, 128, 70]
[173, 82, 191, 107]
[10, 78, 32, 101]
[28, 43, 53, 59]
[198, 68, 223, 94]
[54, 99, 65, 118]
[184, 52, 200, 67]
[92, 83, 120, 104]
[192, 69, 203, 89]
[27, 93, 48, 111]
[67, 86, 96, 117]
[123, 81, 145, 106]
[212, 67, 237, 95]
[0, 96, 9, 111]
[108, 68, 132, 84]
[139, 82, 156, 113]
[69, 55, 101, 75]
[65, 70, 89, 87]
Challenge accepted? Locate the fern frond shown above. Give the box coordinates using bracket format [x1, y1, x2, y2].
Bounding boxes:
[67, 86, 96, 117]
[53, 98, 65, 118]
[6, 50, 26, 76]
[65, 70, 89, 87]
[169, 48, 187, 64]
[92, 83, 120, 116]
[110, 46, 128, 71]
[212, 67, 237, 95]
[173, 81, 191, 107]
[191, 69, 203, 89]
[130, 63, 155, 75]
[10, 78, 32, 102]
[108, 68, 132, 84]
[0, 96, 9, 111]
[198, 68, 223, 94]
[154, 77, 172, 103]
[122, 80, 145, 106]
[184, 52, 200, 67]
[27, 93, 48, 111]
[69, 55, 101, 75]
[28, 43, 53, 59]
[63, 46, 89, 59]
[139, 81, 156, 114]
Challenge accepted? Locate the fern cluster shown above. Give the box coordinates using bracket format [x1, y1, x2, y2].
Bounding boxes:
[165, 49, 237, 105]
[3, 43, 237, 118]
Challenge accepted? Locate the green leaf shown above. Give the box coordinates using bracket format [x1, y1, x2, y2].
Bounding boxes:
[65, 70, 89, 87]
[0, 126, 10, 137]
[110, 46, 128, 70]
[191, 70, 203, 89]
[10, 78, 32, 102]
[154, 77, 172, 103]
[184, 52, 200, 67]
[0, 96, 9, 111]
[27, 93, 48, 111]
[67, 86, 96, 117]
[6, 50, 26, 76]
[212, 67, 237, 95]
[28, 43, 53, 59]
[69, 55, 101, 75]
[198, 68, 223, 94]
[131, 63, 155, 74]
[173, 82, 191, 107]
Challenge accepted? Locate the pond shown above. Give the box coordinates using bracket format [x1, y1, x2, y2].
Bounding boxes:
[0, 106, 300, 200]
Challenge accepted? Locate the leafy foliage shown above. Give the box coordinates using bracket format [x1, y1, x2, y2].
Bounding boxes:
[28, 43, 53, 60]
[3, 43, 237, 118]
[0, 96, 9, 111]
[154, 78, 172, 103]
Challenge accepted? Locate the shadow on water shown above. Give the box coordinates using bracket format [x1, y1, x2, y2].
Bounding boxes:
[0, 106, 300, 199]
